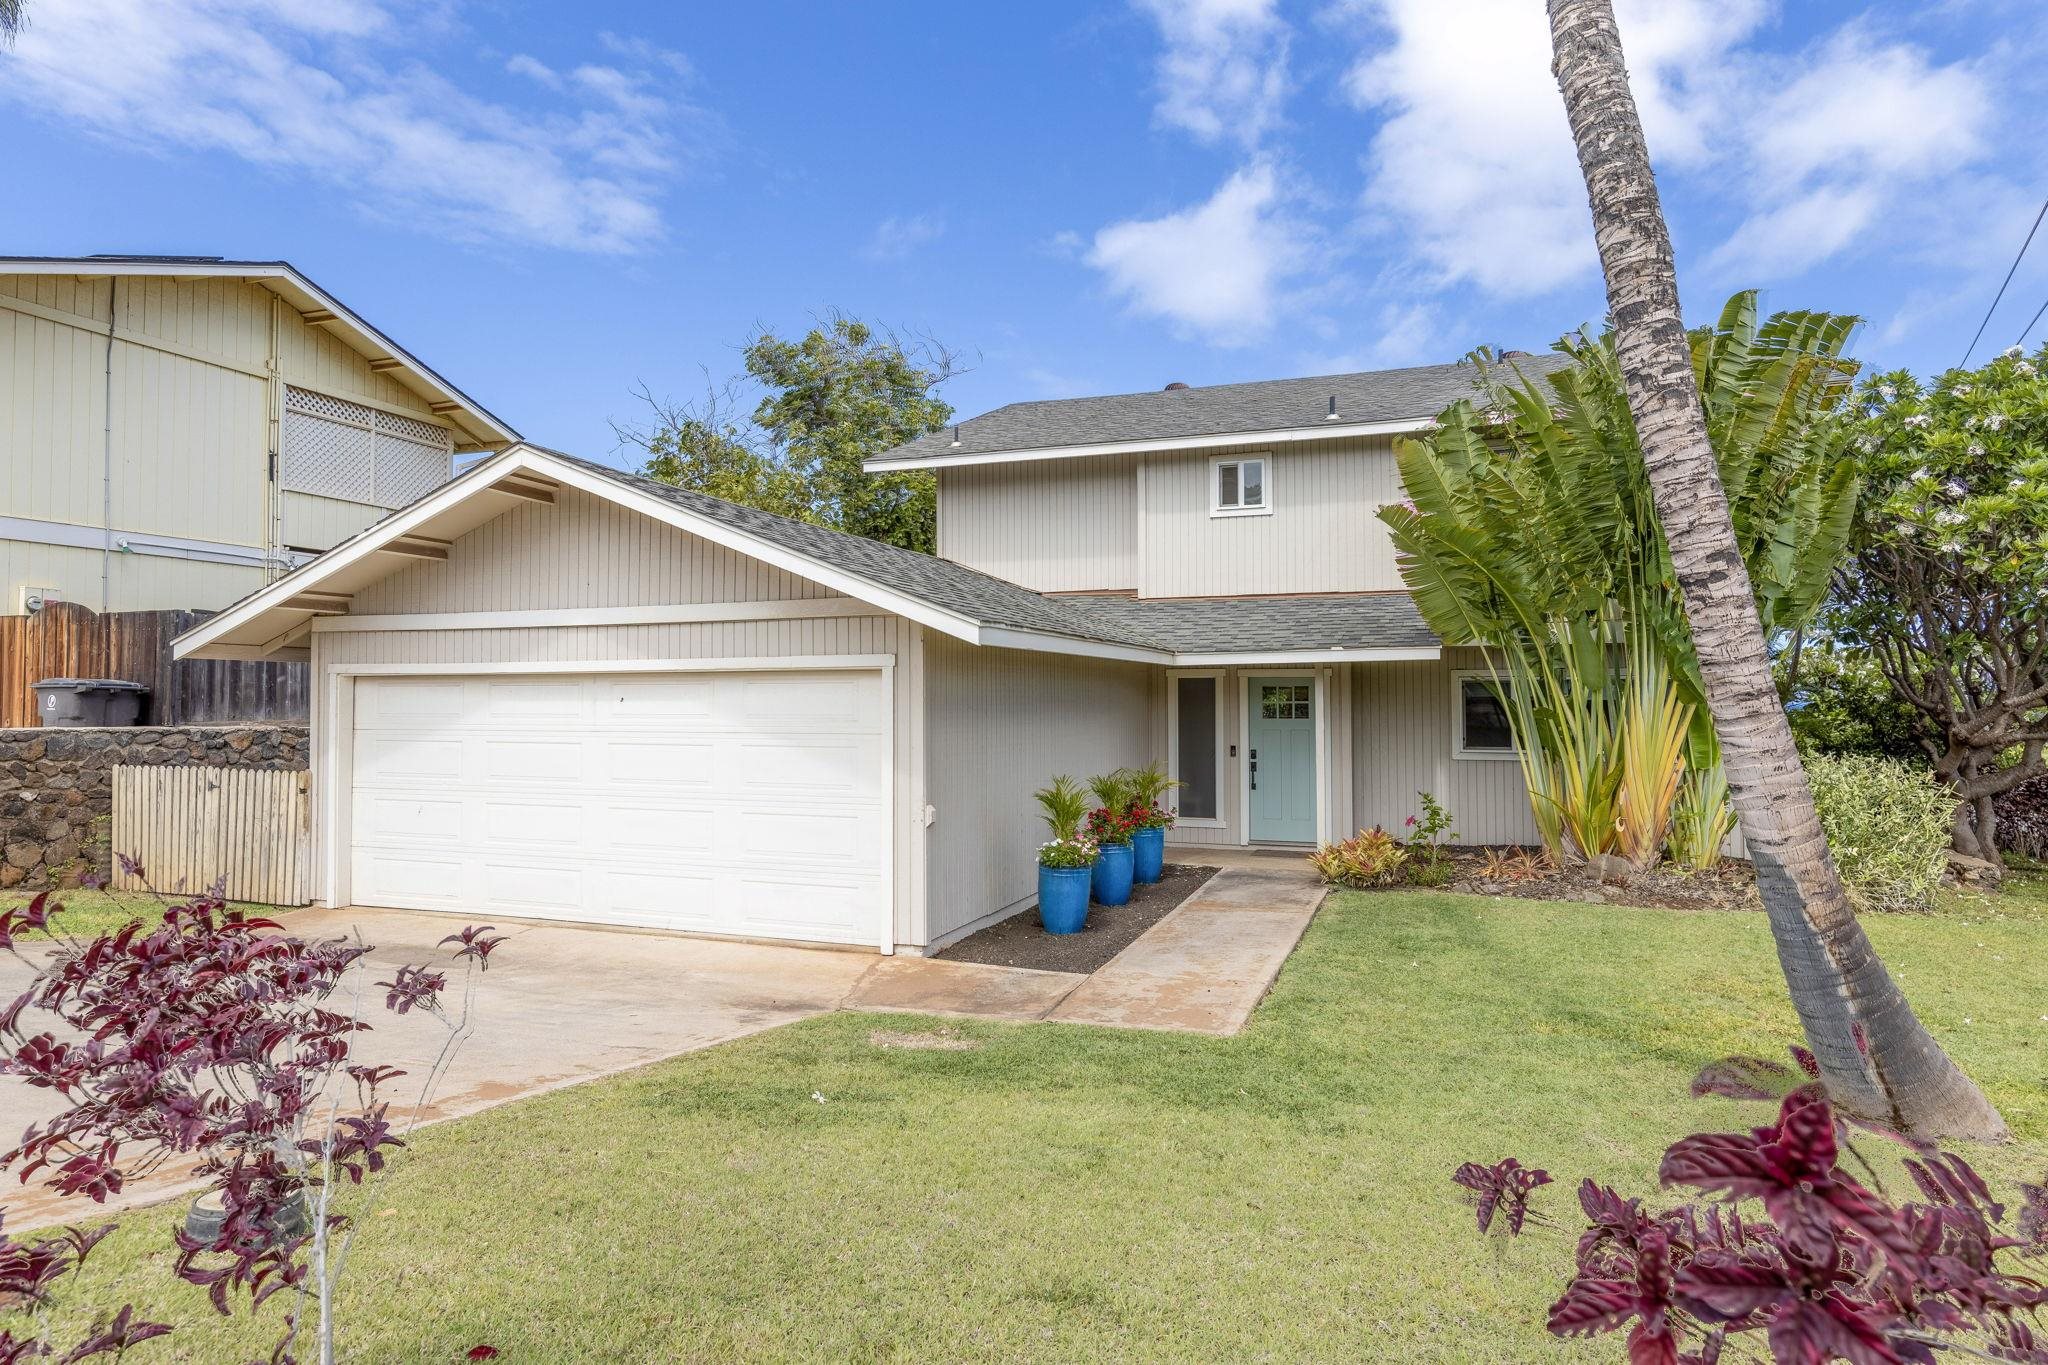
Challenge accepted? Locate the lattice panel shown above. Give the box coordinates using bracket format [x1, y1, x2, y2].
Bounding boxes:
[281, 410, 375, 503]
[282, 386, 451, 507]
[374, 432, 451, 505]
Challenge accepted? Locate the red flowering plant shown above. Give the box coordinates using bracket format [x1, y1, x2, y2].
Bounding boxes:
[1452, 1046, 2048, 1363]
[1085, 804, 1141, 847]
[1123, 762, 1183, 832]
[0, 870, 504, 1364]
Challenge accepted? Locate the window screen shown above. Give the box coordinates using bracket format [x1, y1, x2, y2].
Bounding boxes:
[1175, 676, 1218, 820]
[1459, 677, 1516, 752]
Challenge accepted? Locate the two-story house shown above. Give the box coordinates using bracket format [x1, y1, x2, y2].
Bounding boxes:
[177, 361, 1559, 955]
[1, 255, 517, 616]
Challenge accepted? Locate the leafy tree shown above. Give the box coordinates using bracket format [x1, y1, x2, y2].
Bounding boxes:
[618, 315, 960, 552]
[1545, 0, 2003, 1139]
[1778, 640, 1926, 762]
[1830, 346, 2048, 863]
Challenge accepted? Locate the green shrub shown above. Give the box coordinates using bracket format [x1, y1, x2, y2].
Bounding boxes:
[1310, 828, 1408, 889]
[1803, 752, 1954, 910]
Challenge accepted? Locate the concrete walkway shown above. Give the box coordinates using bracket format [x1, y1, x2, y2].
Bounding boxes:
[0, 859, 1323, 1227]
[1045, 859, 1326, 1034]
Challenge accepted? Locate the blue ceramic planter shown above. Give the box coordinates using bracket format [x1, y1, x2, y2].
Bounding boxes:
[1131, 827, 1165, 884]
[1091, 841, 1134, 906]
[1038, 864, 1093, 934]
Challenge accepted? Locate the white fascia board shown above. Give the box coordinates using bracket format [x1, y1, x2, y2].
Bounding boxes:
[0, 258, 518, 445]
[862, 417, 1431, 473]
[1173, 646, 1442, 666]
[976, 627, 1172, 665]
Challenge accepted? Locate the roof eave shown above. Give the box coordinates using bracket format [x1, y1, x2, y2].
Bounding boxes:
[863, 415, 1434, 473]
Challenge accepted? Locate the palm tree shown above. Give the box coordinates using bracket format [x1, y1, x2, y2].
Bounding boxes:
[1, 0, 25, 46]
[1545, 0, 2004, 1139]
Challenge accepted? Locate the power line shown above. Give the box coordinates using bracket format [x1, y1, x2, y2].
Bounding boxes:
[1960, 194, 2048, 369]
[2016, 294, 2048, 353]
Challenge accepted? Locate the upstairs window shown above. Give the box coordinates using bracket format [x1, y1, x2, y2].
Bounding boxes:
[1211, 456, 1270, 517]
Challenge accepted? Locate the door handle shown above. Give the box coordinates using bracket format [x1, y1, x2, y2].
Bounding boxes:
[1249, 748, 1258, 791]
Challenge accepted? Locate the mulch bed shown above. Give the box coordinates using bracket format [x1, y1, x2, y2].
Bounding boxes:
[1374, 847, 1764, 912]
[936, 863, 1220, 975]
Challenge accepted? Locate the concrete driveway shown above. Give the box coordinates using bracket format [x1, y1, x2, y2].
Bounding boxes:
[0, 905, 879, 1229]
[0, 860, 1323, 1229]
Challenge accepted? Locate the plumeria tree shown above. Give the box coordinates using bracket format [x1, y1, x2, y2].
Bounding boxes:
[1831, 345, 2048, 864]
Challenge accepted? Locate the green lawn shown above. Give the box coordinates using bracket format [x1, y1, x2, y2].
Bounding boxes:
[39, 875, 2048, 1363]
[0, 888, 288, 941]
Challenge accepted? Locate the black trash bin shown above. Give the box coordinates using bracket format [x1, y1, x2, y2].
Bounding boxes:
[31, 678, 150, 727]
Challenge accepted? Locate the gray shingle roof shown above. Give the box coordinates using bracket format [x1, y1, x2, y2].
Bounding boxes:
[550, 451, 1439, 656]
[1059, 594, 1437, 654]
[871, 353, 1574, 466]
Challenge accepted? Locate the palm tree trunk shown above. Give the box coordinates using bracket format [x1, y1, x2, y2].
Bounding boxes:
[1546, 0, 2005, 1140]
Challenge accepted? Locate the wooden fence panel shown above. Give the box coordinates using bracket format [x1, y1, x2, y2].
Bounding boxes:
[1, 605, 307, 728]
[111, 765, 313, 906]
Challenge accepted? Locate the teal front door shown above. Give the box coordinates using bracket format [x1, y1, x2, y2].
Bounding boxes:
[1248, 677, 1317, 843]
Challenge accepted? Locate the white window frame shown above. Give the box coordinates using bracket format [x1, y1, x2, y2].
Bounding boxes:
[1210, 454, 1273, 518]
[1166, 668, 1227, 828]
[1451, 669, 1520, 761]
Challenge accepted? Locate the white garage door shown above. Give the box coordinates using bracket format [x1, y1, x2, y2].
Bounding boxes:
[348, 671, 888, 946]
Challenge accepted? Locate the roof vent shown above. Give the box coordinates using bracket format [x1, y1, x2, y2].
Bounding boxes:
[1163, 381, 1190, 391]
[1324, 395, 1340, 421]
[948, 424, 962, 448]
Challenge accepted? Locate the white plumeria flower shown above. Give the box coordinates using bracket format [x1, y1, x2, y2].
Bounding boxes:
[1952, 383, 1973, 397]
[1878, 384, 1898, 402]
[1948, 478, 1970, 495]
[812, 1091, 828, 1104]
[1904, 414, 1933, 429]
[1985, 413, 2005, 431]
[2019, 361, 2037, 376]
[2004, 345, 2024, 360]
[1967, 445, 1985, 458]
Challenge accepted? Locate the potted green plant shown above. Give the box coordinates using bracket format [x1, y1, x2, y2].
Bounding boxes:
[1122, 761, 1182, 884]
[1086, 771, 1138, 906]
[1033, 776, 1098, 934]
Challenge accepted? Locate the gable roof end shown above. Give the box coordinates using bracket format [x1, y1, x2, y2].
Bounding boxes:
[0, 255, 518, 449]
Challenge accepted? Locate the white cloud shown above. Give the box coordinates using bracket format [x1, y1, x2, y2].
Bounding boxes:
[862, 214, 947, 263]
[1086, 162, 1308, 344]
[1344, 0, 1767, 298]
[1710, 27, 1991, 277]
[1132, 0, 1291, 148]
[0, 0, 718, 253]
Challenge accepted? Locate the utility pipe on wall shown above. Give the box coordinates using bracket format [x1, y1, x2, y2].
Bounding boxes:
[100, 277, 117, 616]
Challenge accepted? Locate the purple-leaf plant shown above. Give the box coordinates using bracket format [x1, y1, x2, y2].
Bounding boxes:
[1453, 1048, 2048, 1363]
[0, 876, 504, 1365]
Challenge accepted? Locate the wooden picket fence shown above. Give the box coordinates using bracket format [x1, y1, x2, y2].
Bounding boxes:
[111, 765, 314, 906]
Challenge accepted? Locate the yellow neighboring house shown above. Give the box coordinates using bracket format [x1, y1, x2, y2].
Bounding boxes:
[0, 255, 518, 616]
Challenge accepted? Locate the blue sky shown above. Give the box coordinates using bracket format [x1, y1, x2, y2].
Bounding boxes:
[5, 0, 2045, 464]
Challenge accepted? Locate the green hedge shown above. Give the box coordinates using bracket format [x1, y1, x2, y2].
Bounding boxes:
[1804, 752, 1954, 911]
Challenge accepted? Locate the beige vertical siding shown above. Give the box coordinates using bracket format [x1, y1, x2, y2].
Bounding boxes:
[921, 635, 1155, 945]
[350, 489, 843, 613]
[1352, 648, 1539, 845]
[2, 271, 465, 615]
[0, 541, 262, 614]
[278, 493, 390, 552]
[1138, 436, 1407, 597]
[936, 457, 1137, 592]
[309, 489, 927, 944]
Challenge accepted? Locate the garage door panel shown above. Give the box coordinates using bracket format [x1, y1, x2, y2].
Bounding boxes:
[601, 678, 718, 720]
[485, 680, 585, 720]
[356, 794, 465, 845]
[604, 740, 715, 786]
[357, 735, 464, 781]
[349, 671, 887, 945]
